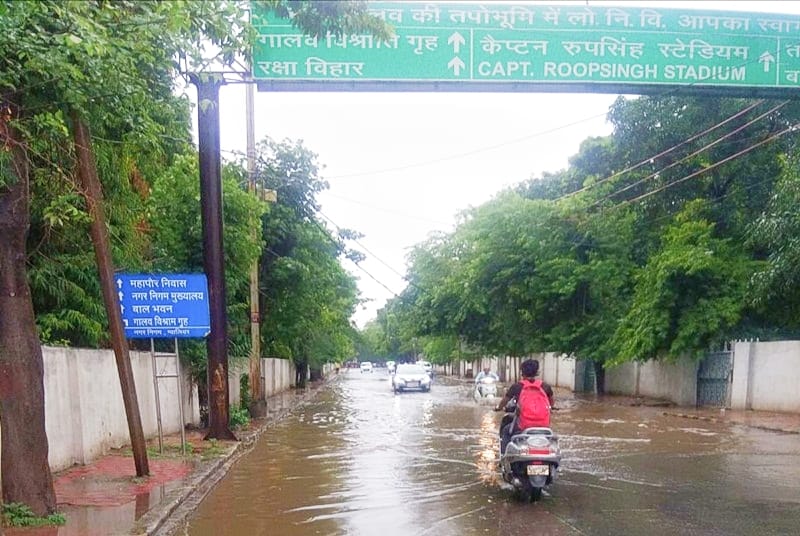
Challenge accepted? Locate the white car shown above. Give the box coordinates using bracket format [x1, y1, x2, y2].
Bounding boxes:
[392, 364, 431, 393]
[360, 362, 373, 373]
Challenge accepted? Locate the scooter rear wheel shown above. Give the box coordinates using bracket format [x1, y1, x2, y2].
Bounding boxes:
[519, 479, 543, 503]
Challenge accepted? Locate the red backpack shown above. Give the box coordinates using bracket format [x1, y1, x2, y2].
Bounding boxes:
[517, 379, 551, 430]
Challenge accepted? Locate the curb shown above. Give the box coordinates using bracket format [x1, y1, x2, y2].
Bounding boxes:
[136, 375, 339, 536]
[662, 411, 800, 435]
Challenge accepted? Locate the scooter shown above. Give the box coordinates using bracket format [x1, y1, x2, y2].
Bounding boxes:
[474, 376, 498, 403]
[498, 401, 561, 502]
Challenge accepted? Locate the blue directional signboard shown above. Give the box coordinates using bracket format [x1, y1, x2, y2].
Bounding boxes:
[117, 273, 211, 339]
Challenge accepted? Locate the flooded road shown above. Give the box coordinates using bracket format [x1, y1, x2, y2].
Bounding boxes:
[182, 369, 800, 535]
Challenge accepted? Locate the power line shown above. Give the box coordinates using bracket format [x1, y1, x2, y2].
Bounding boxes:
[322, 192, 452, 226]
[558, 99, 766, 202]
[589, 100, 790, 208]
[325, 110, 611, 180]
[308, 216, 404, 298]
[317, 211, 408, 280]
[615, 123, 800, 209]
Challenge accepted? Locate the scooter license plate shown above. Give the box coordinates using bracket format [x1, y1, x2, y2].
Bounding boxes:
[526, 464, 549, 476]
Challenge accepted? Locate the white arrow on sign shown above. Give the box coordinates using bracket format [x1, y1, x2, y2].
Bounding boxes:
[118, 291, 124, 301]
[448, 31, 465, 54]
[759, 51, 776, 72]
[120, 304, 125, 314]
[448, 57, 466, 76]
[116, 278, 122, 289]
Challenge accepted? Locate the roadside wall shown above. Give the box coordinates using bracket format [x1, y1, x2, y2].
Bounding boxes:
[43, 346, 199, 472]
[730, 341, 800, 412]
[441, 354, 579, 390]
[605, 358, 698, 406]
[44, 349, 306, 472]
[228, 357, 297, 407]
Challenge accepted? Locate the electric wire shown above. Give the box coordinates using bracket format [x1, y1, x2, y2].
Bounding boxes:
[588, 100, 790, 208]
[558, 99, 767, 202]
[613, 122, 800, 209]
[317, 211, 408, 281]
[307, 216, 404, 298]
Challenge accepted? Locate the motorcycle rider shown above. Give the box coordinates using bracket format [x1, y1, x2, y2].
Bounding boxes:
[494, 359, 554, 454]
[474, 366, 499, 383]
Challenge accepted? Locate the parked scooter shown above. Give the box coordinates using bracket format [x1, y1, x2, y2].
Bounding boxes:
[474, 376, 498, 403]
[498, 401, 561, 502]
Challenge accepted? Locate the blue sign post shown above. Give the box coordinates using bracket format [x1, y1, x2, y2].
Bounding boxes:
[117, 273, 211, 339]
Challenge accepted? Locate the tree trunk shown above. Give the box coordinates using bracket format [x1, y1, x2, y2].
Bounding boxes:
[0, 104, 57, 515]
[309, 366, 323, 382]
[295, 360, 308, 388]
[593, 360, 606, 395]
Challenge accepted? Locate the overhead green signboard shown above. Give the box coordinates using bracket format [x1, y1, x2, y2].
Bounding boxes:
[251, 1, 800, 95]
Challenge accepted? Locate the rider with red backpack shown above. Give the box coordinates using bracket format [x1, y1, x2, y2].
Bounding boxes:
[494, 359, 554, 453]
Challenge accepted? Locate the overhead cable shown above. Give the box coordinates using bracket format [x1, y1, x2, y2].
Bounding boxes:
[589, 100, 790, 207]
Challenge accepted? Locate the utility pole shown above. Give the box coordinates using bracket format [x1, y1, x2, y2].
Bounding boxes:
[246, 80, 265, 415]
[72, 112, 149, 476]
[192, 74, 237, 441]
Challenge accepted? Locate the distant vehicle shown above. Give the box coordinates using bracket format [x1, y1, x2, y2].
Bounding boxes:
[392, 364, 431, 393]
[474, 375, 499, 403]
[360, 362, 373, 373]
[386, 360, 396, 374]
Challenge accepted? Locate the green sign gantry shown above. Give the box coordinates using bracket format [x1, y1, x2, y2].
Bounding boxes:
[251, 1, 800, 96]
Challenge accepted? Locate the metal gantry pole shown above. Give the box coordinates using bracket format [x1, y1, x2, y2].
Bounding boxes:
[174, 338, 187, 456]
[192, 73, 236, 440]
[150, 338, 164, 454]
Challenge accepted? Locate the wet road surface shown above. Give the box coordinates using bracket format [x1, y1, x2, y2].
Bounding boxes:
[182, 369, 800, 535]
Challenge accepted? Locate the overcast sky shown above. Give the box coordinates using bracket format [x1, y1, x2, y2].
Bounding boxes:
[200, 0, 800, 328]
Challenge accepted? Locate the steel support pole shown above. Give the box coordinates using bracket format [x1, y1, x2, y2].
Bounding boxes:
[150, 338, 164, 454]
[174, 338, 187, 456]
[192, 74, 236, 441]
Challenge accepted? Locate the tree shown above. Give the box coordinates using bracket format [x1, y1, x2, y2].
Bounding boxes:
[748, 156, 800, 333]
[148, 152, 266, 407]
[254, 137, 360, 386]
[610, 201, 755, 363]
[0, 0, 249, 513]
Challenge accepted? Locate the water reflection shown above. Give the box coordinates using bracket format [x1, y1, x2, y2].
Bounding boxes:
[183, 373, 800, 536]
[475, 410, 500, 486]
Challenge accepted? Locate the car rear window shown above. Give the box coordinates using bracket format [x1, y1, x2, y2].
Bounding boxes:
[396, 365, 426, 374]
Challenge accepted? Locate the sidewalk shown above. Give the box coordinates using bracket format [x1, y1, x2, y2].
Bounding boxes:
[3, 378, 334, 536]
[662, 407, 800, 434]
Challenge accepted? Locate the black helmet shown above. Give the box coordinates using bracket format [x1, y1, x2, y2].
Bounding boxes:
[520, 359, 539, 377]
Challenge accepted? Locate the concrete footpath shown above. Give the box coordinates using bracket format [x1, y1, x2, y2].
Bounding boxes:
[3, 378, 334, 536]
[5, 374, 799, 535]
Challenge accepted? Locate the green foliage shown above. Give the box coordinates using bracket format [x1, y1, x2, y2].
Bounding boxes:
[749, 156, 800, 329]
[379, 96, 800, 367]
[229, 406, 251, 429]
[611, 202, 753, 363]
[256, 0, 393, 40]
[255, 137, 360, 367]
[2, 502, 66, 527]
[239, 373, 251, 410]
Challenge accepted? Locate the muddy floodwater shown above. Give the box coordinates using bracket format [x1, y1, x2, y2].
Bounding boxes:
[182, 369, 800, 535]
